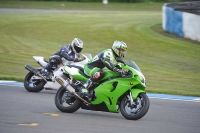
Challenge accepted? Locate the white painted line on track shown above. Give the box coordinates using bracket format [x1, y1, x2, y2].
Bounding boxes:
[149, 97, 200, 103]
[0, 84, 24, 88]
[194, 98, 200, 101]
[0, 80, 200, 102]
[0, 80, 16, 83]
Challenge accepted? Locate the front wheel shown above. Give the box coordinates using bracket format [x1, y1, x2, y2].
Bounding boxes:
[24, 72, 45, 92]
[120, 92, 150, 120]
[55, 87, 81, 113]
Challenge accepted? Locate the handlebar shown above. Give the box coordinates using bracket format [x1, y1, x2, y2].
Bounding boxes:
[74, 58, 85, 62]
[121, 70, 132, 78]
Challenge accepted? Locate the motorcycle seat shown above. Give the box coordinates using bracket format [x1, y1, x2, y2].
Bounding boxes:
[68, 64, 84, 71]
[68, 65, 90, 78]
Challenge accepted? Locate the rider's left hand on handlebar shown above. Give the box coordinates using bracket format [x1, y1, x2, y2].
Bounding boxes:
[124, 70, 131, 75]
[113, 67, 129, 76]
[74, 58, 79, 62]
[74, 58, 83, 62]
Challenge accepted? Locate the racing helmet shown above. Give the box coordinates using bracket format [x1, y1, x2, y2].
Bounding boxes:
[71, 38, 83, 53]
[112, 40, 127, 58]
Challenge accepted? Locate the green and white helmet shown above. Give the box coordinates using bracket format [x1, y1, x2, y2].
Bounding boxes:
[112, 40, 127, 58]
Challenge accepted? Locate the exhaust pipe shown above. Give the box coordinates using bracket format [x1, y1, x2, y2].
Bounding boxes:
[55, 75, 90, 105]
[24, 64, 47, 82]
[24, 64, 38, 74]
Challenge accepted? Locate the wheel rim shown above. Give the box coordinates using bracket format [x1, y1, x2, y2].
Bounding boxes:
[26, 73, 42, 87]
[57, 88, 77, 107]
[123, 94, 146, 115]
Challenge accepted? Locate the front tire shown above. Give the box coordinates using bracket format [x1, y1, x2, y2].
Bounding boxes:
[120, 92, 150, 120]
[24, 72, 45, 92]
[55, 87, 81, 113]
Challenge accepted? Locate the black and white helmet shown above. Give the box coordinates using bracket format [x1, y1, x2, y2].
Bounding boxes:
[71, 38, 83, 54]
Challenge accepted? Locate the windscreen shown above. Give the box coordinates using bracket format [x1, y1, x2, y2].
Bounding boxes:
[82, 53, 92, 60]
[124, 60, 141, 72]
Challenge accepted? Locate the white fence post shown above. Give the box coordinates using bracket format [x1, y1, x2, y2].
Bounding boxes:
[102, 0, 108, 4]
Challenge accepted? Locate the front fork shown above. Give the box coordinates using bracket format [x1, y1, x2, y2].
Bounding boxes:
[130, 88, 145, 100]
[129, 91, 135, 105]
[127, 89, 144, 113]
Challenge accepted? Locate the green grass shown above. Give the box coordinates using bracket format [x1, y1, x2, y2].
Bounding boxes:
[0, 0, 164, 11]
[0, 1, 200, 97]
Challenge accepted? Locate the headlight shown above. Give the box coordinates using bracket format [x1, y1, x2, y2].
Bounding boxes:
[139, 75, 146, 87]
[139, 75, 144, 83]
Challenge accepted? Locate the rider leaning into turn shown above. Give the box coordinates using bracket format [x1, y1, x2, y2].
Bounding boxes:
[41, 38, 84, 75]
[81, 40, 128, 96]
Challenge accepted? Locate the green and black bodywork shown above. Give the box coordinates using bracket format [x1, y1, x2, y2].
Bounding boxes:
[55, 59, 149, 120]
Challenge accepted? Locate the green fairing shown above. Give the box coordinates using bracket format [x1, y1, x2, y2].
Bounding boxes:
[100, 69, 119, 80]
[91, 66, 145, 112]
[71, 73, 88, 82]
[91, 78, 133, 112]
[64, 61, 146, 113]
[63, 65, 88, 82]
[131, 89, 145, 100]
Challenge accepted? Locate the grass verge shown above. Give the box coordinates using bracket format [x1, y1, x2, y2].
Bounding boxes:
[0, 1, 200, 97]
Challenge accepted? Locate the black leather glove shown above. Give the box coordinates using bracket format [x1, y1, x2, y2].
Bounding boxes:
[124, 70, 131, 75]
[113, 67, 127, 75]
[73, 58, 79, 62]
[60, 51, 69, 60]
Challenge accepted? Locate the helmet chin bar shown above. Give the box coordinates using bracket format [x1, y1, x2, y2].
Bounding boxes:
[119, 49, 126, 58]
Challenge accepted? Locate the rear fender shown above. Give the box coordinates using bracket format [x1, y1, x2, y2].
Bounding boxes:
[131, 89, 145, 100]
[33, 56, 48, 67]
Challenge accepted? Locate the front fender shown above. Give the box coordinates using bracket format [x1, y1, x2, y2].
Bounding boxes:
[131, 89, 145, 100]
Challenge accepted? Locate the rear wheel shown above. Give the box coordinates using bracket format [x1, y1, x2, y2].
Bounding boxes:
[55, 87, 81, 113]
[120, 92, 150, 120]
[24, 72, 45, 92]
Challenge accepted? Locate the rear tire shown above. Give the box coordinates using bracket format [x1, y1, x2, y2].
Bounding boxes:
[55, 87, 81, 113]
[24, 72, 45, 92]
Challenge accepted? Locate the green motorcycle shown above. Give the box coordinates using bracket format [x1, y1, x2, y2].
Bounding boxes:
[54, 58, 149, 120]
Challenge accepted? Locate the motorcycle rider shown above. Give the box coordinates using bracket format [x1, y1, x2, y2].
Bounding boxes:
[41, 38, 84, 76]
[81, 40, 128, 96]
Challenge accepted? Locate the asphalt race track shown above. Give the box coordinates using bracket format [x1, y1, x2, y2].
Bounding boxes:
[0, 83, 200, 133]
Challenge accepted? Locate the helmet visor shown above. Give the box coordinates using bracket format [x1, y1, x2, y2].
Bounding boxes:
[120, 49, 126, 55]
[74, 45, 82, 53]
[119, 47, 127, 58]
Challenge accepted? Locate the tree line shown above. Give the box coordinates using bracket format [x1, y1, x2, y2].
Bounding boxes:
[19, 0, 198, 3]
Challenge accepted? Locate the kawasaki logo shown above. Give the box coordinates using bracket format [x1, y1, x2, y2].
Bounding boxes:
[121, 84, 130, 87]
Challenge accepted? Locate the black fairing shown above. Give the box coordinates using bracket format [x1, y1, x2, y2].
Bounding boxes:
[81, 102, 110, 112]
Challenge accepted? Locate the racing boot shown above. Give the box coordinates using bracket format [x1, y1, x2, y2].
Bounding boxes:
[40, 67, 50, 78]
[81, 78, 93, 98]
[41, 63, 53, 77]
